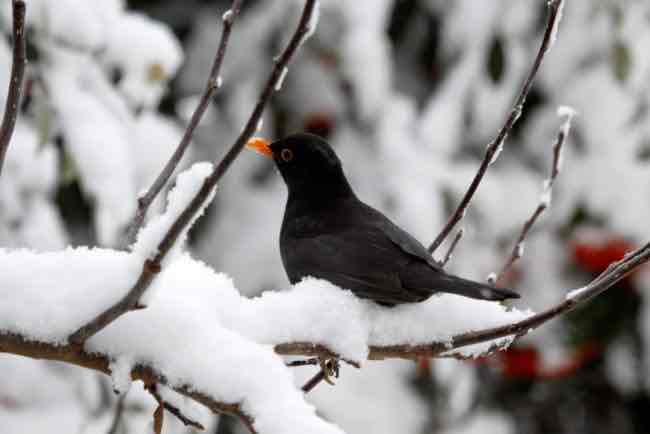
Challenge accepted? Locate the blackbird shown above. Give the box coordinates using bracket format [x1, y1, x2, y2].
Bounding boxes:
[246, 132, 520, 306]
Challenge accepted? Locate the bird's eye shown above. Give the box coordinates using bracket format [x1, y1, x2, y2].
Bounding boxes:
[280, 148, 293, 162]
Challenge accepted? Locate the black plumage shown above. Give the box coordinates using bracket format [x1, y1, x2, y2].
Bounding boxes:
[247, 132, 519, 306]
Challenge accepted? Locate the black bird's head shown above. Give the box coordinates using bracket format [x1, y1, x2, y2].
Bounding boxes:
[246, 132, 354, 201]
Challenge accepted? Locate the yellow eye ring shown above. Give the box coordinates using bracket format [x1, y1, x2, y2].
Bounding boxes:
[280, 148, 293, 162]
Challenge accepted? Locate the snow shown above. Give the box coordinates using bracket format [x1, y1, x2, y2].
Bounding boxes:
[0, 247, 140, 343]
[300, 0, 321, 45]
[304, 360, 428, 434]
[515, 242, 525, 258]
[0, 250, 344, 434]
[557, 104, 577, 140]
[102, 12, 183, 109]
[548, 0, 565, 48]
[157, 384, 211, 428]
[0, 244, 533, 362]
[109, 355, 134, 394]
[489, 142, 504, 165]
[46, 51, 137, 246]
[4, 0, 650, 431]
[540, 179, 553, 207]
[557, 104, 577, 119]
[565, 285, 590, 301]
[132, 162, 214, 273]
[275, 66, 289, 91]
[222, 9, 234, 24]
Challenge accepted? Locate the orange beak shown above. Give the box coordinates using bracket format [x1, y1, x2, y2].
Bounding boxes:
[246, 137, 273, 158]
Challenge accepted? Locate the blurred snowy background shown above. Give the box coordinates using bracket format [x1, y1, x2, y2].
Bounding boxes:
[1, 0, 650, 433]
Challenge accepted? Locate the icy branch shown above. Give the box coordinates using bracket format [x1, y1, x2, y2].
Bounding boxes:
[0, 0, 27, 179]
[428, 0, 565, 254]
[69, 0, 317, 346]
[127, 0, 245, 243]
[491, 106, 574, 286]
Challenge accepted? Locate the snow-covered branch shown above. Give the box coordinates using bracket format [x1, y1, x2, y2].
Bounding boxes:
[68, 0, 319, 346]
[275, 241, 650, 361]
[127, 0, 245, 243]
[0, 331, 254, 433]
[428, 0, 565, 254]
[0, 0, 26, 178]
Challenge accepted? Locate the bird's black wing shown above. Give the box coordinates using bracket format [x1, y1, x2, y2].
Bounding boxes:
[281, 224, 432, 305]
[361, 204, 440, 269]
[362, 204, 520, 301]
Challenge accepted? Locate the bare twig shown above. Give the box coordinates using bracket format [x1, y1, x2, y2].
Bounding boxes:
[68, 0, 318, 346]
[428, 0, 564, 254]
[153, 403, 164, 434]
[106, 394, 127, 434]
[301, 370, 327, 393]
[275, 242, 650, 361]
[0, 0, 27, 178]
[299, 358, 339, 393]
[286, 358, 319, 367]
[127, 0, 244, 244]
[146, 383, 206, 431]
[491, 111, 571, 286]
[440, 228, 464, 268]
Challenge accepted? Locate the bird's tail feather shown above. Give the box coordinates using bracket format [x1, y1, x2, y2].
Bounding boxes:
[401, 264, 520, 302]
[437, 275, 520, 301]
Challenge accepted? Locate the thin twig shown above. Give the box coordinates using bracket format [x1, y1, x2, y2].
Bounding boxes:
[146, 383, 206, 431]
[286, 358, 319, 367]
[106, 394, 127, 434]
[301, 358, 340, 393]
[491, 111, 571, 286]
[153, 403, 164, 434]
[301, 370, 327, 393]
[68, 0, 318, 346]
[0, 0, 27, 178]
[440, 228, 464, 268]
[127, 0, 244, 244]
[275, 242, 650, 361]
[428, 0, 564, 254]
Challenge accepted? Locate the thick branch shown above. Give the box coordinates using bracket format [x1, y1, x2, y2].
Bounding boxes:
[276, 242, 650, 361]
[68, 0, 318, 346]
[428, 0, 564, 253]
[0, 332, 254, 432]
[126, 0, 244, 244]
[0, 0, 27, 178]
